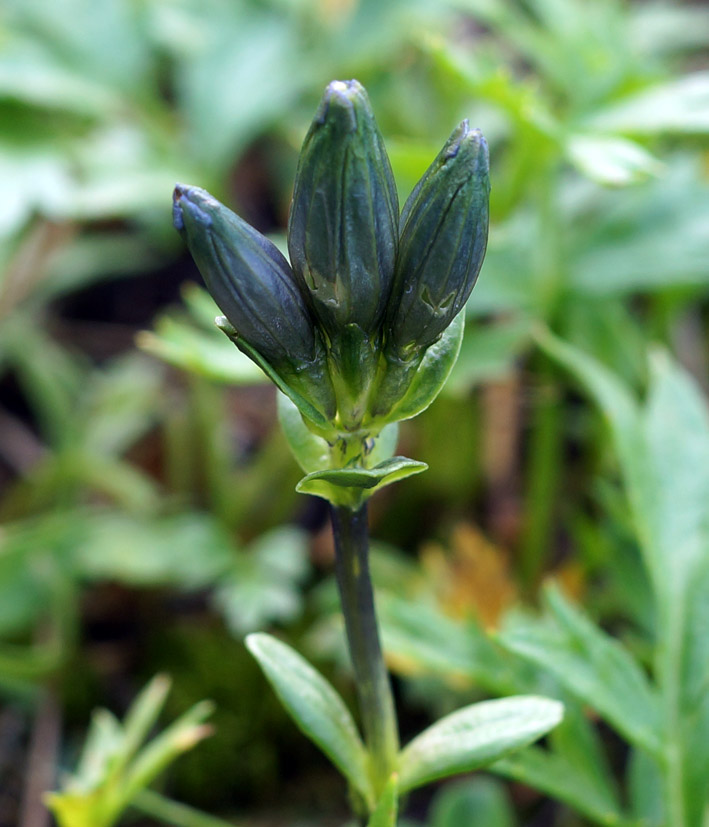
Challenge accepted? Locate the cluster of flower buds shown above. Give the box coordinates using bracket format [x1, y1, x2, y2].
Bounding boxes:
[173, 79, 489, 440]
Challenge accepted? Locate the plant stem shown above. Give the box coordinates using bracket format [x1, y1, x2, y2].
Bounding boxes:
[330, 504, 399, 793]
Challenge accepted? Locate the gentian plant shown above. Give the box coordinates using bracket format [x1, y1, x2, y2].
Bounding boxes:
[173, 80, 562, 824]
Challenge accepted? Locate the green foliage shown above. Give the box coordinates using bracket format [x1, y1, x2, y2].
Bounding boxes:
[501, 584, 662, 756]
[247, 632, 561, 815]
[46, 676, 214, 827]
[428, 777, 516, 827]
[295, 458, 429, 508]
[380, 340, 709, 826]
[212, 527, 310, 636]
[397, 696, 563, 793]
[1, 0, 709, 823]
[245, 632, 374, 809]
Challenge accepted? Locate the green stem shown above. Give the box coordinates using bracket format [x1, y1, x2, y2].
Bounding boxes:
[132, 789, 239, 827]
[330, 504, 399, 794]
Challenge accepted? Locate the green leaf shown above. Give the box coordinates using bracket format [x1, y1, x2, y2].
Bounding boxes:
[245, 633, 374, 808]
[569, 159, 709, 295]
[76, 513, 233, 589]
[588, 72, 709, 135]
[115, 675, 171, 779]
[627, 747, 665, 827]
[547, 704, 624, 822]
[538, 330, 709, 604]
[217, 317, 331, 431]
[500, 584, 662, 756]
[367, 423, 400, 467]
[367, 774, 398, 827]
[538, 331, 709, 822]
[495, 702, 628, 825]
[378, 595, 532, 696]
[446, 316, 532, 394]
[494, 745, 633, 827]
[398, 695, 563, 793]
[212, 527, 309, 635]
[429, 777, 516, 827]
[278, 392, 332, 474]
[295, 457, 427, 505]
[138, 318, 265, 385]
[566, 134, 662, 186]
[385, 310, 465, 422]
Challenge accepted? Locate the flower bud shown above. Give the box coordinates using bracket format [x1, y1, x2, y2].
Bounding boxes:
[288, 80, 399, 337]
[174, 184, 319, 369]
[385, 122, 489, 359]
[173, 184, 336, 421]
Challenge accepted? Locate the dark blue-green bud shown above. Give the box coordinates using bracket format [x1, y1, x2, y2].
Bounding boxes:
[288, 80, 399, 337]
[386, 121, 489, 359]
[173, 184, 320, 370]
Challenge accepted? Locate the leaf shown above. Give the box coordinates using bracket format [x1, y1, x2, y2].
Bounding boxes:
[588, 72, 709, 135]
[494, 746, 632, 827]
[138, 318, 265, 385]
[367, 774, 398, 827]
[378, 595, 533, 696]
[278, 392, 332, 474]
[547, 703, 623, 821]
[398, 695, 563, 793]
[429, 777, 516, 827]
[627, 747, 665, 827]
[568, 159, 709, 295]
[177, 10, 306, 173]
[76, 513, 233, 589]
[638, 352, 709, 604]
[446, 316, 532, 394]
[385, 310, 465, 422]
[217, 317, 331, 430]
[115, 675, 171, 778]
[81, 355, 162, 458]
[245, 633, 374, 808]
[212, 527, 309, 635]
[566, 134, 662, 186]
[296, 457, 427, 505]
[0, 45, 119, 116]
[121, 700, 214, 806]
[538, 332, 709, 821]
[499, 584, 662, 755]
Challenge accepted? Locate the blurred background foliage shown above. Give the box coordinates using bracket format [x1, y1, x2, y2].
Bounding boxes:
[1, 0, 709, 824]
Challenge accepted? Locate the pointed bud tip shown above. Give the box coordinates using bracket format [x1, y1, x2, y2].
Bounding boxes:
[172, 183, 216, 233]
[315, 79, 368, 131]
[172, 183, 188, 231]
[445, 121, 487, 160]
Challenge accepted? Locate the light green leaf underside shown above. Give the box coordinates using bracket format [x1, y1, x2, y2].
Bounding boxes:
[398, 695, 563, 794]
[245, 633, 373, 807]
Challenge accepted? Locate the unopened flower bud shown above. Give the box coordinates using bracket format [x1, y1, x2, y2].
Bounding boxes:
[174, 184, 319, 369]
[386, 122, 489, 359]
[288, 80, 399, 337]
[173, 184, 335, 420]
